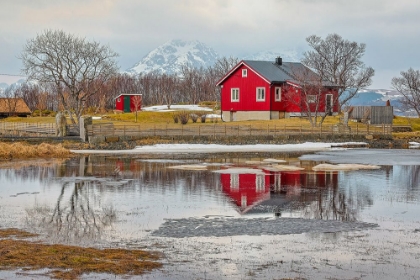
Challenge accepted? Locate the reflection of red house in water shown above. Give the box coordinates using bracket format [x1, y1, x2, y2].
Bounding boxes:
[220, 168, 338, 214]
[221, 172, 271, 213]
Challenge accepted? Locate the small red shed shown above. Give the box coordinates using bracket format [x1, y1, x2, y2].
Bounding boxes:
[115, 94, 142, 113]
[216, 58, 339, 121]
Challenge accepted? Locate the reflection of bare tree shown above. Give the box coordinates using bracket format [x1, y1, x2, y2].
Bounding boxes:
[393, 166, 420, 202]
[278, 172, 373, 222]
[308, 182, 374, 222]
[26, 180, 117, 245]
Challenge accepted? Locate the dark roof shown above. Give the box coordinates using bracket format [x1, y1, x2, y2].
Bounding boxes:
[244, 60, 302, 83]
[217, 60, 337, 87]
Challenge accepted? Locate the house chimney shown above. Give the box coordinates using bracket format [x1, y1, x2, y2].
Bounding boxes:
[275, 57, 282, 65]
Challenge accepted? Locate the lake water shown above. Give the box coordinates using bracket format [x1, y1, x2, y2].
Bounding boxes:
[1, 149, 420, 279]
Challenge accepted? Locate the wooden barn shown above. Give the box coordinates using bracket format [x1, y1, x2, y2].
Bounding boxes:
[115, 94, 142, 113]
[0, 98, 31, 118]
[216, 58, 339, 122]
[348, 106, 394, 125]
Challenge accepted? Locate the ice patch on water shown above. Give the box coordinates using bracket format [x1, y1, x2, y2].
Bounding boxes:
[312, 163, 381, 171]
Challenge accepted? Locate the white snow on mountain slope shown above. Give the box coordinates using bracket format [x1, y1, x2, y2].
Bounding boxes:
[243, 48, 300, 62]
[126, 39, 219, 75]
[125, 39, 304, 76]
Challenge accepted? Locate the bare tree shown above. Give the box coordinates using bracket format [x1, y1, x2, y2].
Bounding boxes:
[18, 83, 39, 112]
[283, 66, 327, 127]
[212, 56, 239, 79]
[132, 95, 142, 122]
[302, 34, 374, 110]
[2, 85, 21, 116]
[20, 29, 119, 124]
[180, 64, 206, 105]
[392, 68, 420, 116]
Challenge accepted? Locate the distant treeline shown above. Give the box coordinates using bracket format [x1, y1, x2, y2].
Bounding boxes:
[2, 57, 239, 114]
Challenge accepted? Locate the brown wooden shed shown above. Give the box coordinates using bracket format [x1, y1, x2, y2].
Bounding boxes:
[0, 98, 32, 118]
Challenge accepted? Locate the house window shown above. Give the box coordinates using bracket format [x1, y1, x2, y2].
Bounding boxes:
[242, 69, 247, 77]
[273, 174, 281, 192]
[275, 87, 282, 102]
[241, 195, 247, 208]
[256, 87, 265, 101]
[117, 97, 121, 102]
[307, 95, 317, 103]
[230, 174, 239, 191]
[231, 88, 239, 102]
[256, 175, 265, 192]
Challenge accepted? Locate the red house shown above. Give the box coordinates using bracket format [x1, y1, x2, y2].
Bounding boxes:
[115, 94, 142, 113]
[216, 58, 339, 122]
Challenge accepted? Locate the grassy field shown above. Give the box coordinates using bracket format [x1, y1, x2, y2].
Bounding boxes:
[2, 110, 420, 138]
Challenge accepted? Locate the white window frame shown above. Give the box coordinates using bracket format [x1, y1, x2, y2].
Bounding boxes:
[256, 175, 265, 192]
[230, 174, 239, 191]
[241, 195, 247, 208]
[242, 69, 247, 77]
[231, 88, 239, 102]
[275, 87, 282, 102]
[274, 173, 281, 192]
[307, 95, 317, 104]
[256, 87, 265, 101]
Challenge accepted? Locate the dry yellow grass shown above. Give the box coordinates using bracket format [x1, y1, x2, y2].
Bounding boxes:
[0, 142, 72, 159]
[0, 228, 162, 279]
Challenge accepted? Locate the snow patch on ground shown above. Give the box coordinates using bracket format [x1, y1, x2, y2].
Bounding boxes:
[168, 164, 209, 170]
[142, 104, 213, 112]
[71, 142, 360, 155]
[213, 168, 266, 175]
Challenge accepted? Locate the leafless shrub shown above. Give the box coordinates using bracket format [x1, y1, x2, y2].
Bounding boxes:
[178, 111, 189, 125]
[200, 112, 207, 123]
[172, 113, 179, 123]
[190, 113, 199, 123]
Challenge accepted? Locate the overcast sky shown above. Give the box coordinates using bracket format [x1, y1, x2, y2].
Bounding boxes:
[1, 0, 419, 89]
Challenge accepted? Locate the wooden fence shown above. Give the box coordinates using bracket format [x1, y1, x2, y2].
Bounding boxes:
[0, 121, 394, 139]
[87, 122, 393, 138]
[0, 122, 56, 136]
[0, 122, 79, 137]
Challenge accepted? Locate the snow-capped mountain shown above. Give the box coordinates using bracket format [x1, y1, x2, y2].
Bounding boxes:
[243, 49, 300, 62]
[126, 40, 305, 76]
[348, 89, 402, 106]
[127, 39, 219, 75]
[346, 89, 411, 116]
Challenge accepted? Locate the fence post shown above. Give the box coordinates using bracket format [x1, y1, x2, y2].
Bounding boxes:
[274, 125, 276, 137]
[267, 124, 269, 136]
[249, 125, 251, 136]
[356, 123, 359, 135]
